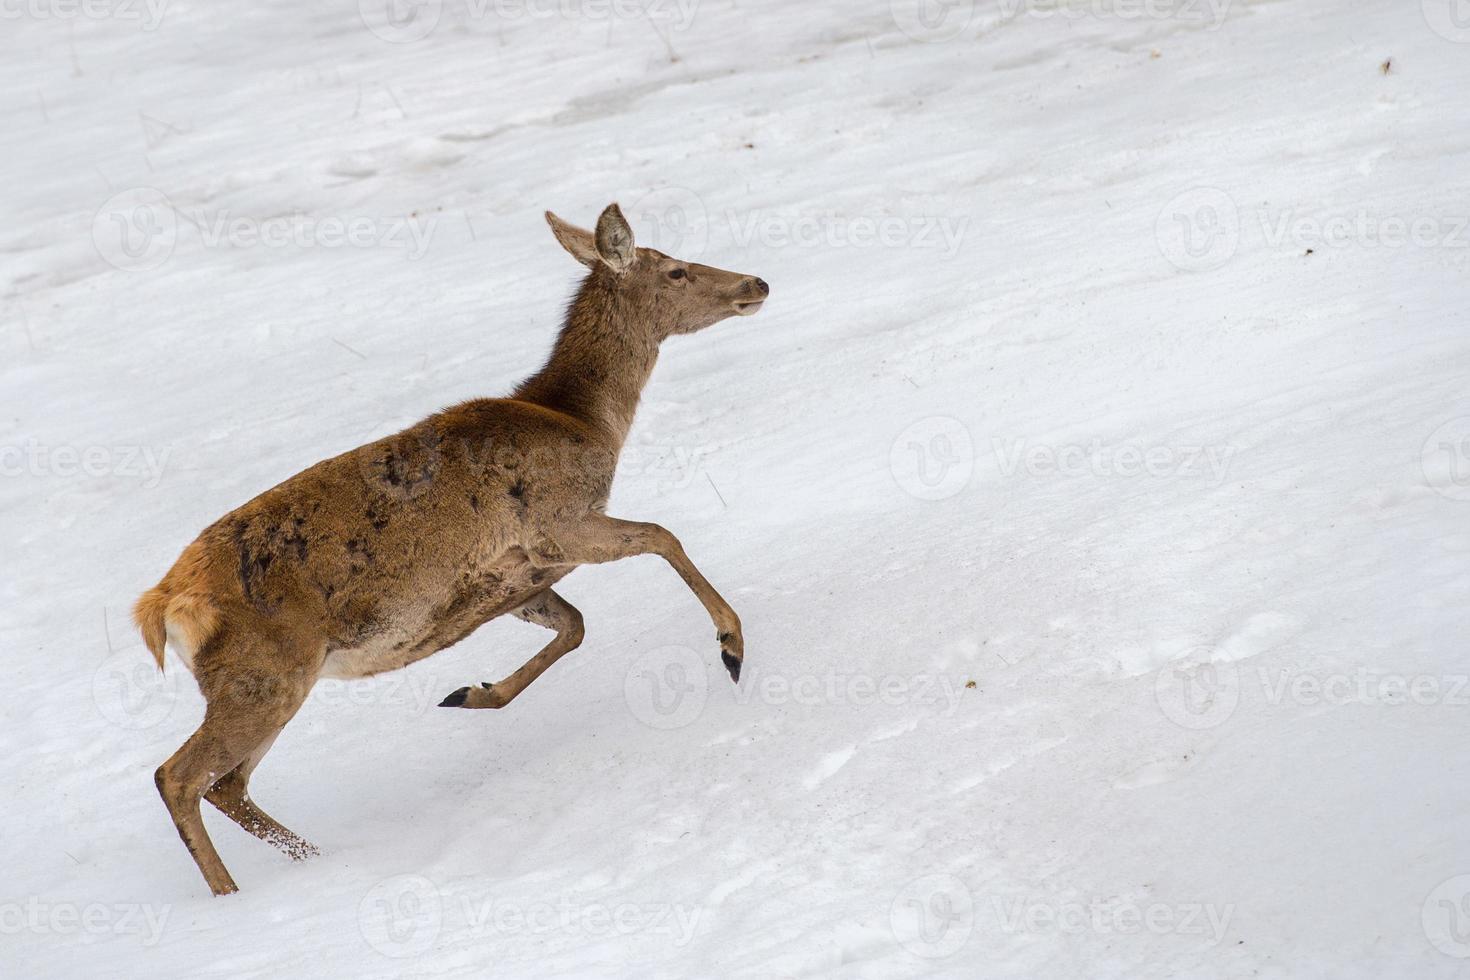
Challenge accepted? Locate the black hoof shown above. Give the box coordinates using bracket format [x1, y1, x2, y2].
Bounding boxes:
[439, 687, 469, 708]
[721, 651, 742, 684]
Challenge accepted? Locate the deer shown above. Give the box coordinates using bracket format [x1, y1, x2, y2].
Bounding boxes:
[132, 203, 768, 895]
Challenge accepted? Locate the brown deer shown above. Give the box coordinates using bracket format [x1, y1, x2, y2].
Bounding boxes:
[133, 203, 768, 895]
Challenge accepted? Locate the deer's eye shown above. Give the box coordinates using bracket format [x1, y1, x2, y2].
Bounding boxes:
[667, 268, 686, 280]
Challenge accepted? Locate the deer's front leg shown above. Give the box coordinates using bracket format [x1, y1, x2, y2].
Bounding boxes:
[562, 515, 743, 683]
[439, 590, 585, 709]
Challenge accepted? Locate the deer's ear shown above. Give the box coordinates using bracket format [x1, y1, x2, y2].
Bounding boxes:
[595, 203, 635, 273]
[546, 211, 600, 267]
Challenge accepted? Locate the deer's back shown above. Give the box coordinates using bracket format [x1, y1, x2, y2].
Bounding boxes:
[157, 399, 616, 677]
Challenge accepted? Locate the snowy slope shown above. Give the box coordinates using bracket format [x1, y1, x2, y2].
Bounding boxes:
[3, 0, 1469, 976]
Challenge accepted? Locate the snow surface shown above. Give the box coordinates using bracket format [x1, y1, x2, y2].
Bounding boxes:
[3, 0, 1469, 977]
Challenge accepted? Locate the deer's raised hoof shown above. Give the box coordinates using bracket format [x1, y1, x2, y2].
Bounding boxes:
[721, 651, 741, 684]
[718, 632, 743, 684]
[439, 683, 512, 708]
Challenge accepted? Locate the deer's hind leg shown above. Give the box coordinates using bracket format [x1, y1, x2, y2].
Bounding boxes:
[439, 589, 585, 710]
[155, 629, 315, 896]
[204, 731, 318, 860]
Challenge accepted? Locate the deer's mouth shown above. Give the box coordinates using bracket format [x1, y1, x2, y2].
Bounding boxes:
[732, 299, 764, 315]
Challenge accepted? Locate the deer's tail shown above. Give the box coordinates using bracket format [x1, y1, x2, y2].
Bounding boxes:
[133, 585, 220, 673]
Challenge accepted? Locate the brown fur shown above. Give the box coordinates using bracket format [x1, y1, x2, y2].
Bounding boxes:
[138, 203, 767, 895]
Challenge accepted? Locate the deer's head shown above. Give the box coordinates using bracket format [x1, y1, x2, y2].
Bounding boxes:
[546, 203, 769, 339]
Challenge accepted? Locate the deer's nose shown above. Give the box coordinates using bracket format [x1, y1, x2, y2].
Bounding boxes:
[749, 278, 770, 296]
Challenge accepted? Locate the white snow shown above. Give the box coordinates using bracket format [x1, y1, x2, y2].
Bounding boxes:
[4, 0, 1470, 977]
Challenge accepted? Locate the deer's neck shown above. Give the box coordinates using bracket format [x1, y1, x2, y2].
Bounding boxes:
[514, 274, 659, 449]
